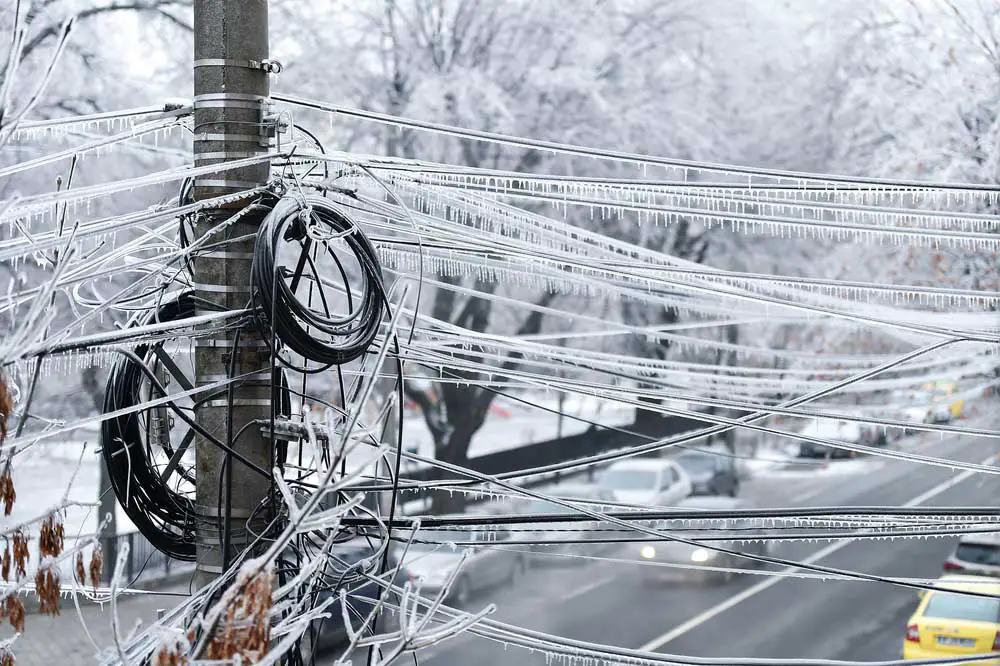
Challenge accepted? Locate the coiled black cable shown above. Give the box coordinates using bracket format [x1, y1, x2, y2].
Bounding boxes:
[101, 294, 200, 559]
[251, 194, 385, 366]
[100, 292, 291, 560]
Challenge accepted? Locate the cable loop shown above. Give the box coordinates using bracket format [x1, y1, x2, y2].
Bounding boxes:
[251, 194, 385, 367]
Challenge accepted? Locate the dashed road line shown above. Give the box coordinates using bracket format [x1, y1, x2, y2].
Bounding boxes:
[637, 453, 996, 652]
[557, 574, 616, 603]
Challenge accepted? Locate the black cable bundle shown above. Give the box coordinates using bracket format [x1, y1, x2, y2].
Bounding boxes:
[100, 292, 292, 560]
[251, 194, 385, 367]
[101, 294, 200, 560]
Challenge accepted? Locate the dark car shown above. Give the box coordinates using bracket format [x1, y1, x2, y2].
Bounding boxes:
[632, 495, 770, 584]
[672, 450, 739, 497]
[859, 424, 889, 448]
[293, 482, 406, 659]
[295, 536, 397, 660]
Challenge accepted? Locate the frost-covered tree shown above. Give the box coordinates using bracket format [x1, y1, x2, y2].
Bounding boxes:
[275, 0, 723, 510]
[807, 0, 1000, 298]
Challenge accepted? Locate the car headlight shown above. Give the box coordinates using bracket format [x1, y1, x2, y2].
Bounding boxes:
[690, 548, 712, 563]
[640, 545, 656, 559]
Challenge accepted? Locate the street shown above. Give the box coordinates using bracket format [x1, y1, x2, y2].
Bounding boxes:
[317, 433, 999, 666]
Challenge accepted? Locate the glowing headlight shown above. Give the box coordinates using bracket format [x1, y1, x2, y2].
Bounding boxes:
[690, 548, 711, 563]
[640, 545, 656, 559]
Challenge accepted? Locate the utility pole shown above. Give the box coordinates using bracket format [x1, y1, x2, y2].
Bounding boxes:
[192, 0, 274, 589]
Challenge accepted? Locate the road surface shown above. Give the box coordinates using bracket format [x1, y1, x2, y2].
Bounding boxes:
[317, 432, 999, 665]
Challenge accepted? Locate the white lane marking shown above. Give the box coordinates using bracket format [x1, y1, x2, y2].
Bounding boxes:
[558, 574, 616, 603]
[638, 454, 996, 652]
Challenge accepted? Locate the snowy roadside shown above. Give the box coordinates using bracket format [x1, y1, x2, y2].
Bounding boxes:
[13, 396, 984, 582]
[3, 395, 633, 579]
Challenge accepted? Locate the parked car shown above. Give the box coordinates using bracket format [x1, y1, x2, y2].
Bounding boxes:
[899, 390, 952, 426]
[943, 532, 1000, 578]
[672, 450, 740, 497]
[295, 536, 390, 660]
[796, 418, 863, 458]
[859, 424, 890, 448]
[515, 482, 618, 563]
[902, 574, 1000, 662]
[632, 496, 770, 584]
[597, 458, 692, 507]
[396, 524, 527, 606]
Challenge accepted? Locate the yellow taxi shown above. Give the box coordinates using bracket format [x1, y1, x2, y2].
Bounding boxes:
[903, 575, 1000, 664]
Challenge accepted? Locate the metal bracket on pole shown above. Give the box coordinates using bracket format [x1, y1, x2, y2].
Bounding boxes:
[193, 94, 279, 148]
[194, 58, 283, 74]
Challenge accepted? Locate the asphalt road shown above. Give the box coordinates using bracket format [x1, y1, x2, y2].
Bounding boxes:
[318, 432, 999, 666]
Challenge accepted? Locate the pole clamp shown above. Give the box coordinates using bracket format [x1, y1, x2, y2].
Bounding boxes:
[193, 58, 283, 74]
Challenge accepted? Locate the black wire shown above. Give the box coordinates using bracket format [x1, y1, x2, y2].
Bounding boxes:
[342, 505, 1000, 528]
[251, 194, 384, 367]
[100, 293, 202, 560]
[222, 328, 240, 571]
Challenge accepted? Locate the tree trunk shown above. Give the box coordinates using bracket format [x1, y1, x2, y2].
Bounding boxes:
[430, 427, 473, 515]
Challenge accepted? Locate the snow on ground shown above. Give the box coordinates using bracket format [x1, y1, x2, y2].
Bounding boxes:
[399, 393, 636, 462]
[12, 393, 979, 579]
[3, 431, 136, 581]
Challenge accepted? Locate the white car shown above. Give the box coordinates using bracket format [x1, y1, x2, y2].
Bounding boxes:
[898, 390, 951, 425]
[796, 418, 862, 458]
[597, 458, 692, 508]
[943, 531, 1000, 578]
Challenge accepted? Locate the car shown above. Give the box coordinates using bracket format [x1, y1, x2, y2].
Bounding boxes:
[632, 496, 770, 584]
[859, 424, 890, 448]
[597, 458, 692, 508]
[901, 390, 952, 426]
[295, 536, 391, 660]
[796, 418, 863, 459]
[672, 450, 739, 497]
[395, 524, 527, 606]
[944, 532, 1000, 578]
[902, 574, 1000, 662]
[514, 483, 618, 564]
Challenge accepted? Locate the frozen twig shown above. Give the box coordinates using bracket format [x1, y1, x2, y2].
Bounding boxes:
[108, 544, 131, 666]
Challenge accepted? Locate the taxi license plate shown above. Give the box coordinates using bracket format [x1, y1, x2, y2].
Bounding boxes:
[936, 636, 976, 648]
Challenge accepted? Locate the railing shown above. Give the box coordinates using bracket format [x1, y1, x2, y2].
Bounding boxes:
[103, 530, 191, 585]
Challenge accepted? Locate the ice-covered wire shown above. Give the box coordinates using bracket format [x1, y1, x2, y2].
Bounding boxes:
[274, 93, 1000, 193]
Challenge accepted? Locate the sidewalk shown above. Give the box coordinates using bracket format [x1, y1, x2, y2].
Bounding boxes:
[8, 580, 192, 666]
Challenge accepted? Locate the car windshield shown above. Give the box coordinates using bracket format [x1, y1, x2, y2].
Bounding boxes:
[956, 543, 1000, 566]
[675, 454, 716, 474]
[923, 592, 1000, 623]
[600, 469, 657, 491]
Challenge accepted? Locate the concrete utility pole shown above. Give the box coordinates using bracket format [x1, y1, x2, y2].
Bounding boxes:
[192, 0, 274, 589]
